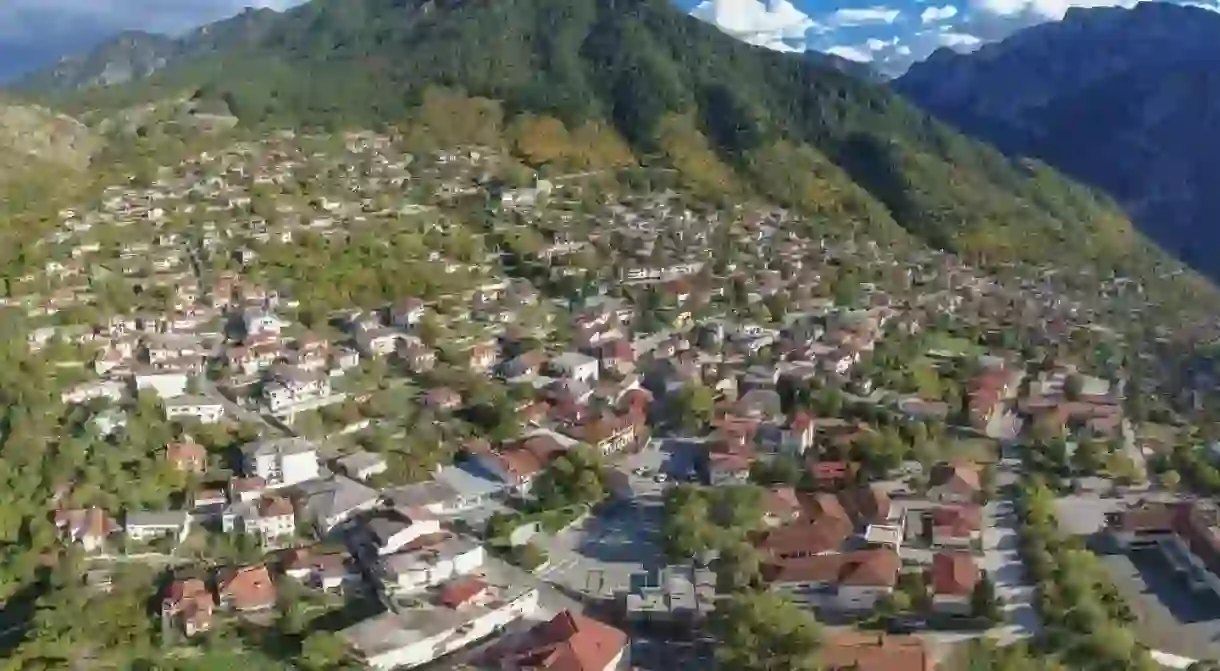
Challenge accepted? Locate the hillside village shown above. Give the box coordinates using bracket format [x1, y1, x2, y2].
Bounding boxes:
[5, 129, 1220, 671]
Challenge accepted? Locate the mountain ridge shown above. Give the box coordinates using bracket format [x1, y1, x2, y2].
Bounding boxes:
[894, 2, 1220, 278]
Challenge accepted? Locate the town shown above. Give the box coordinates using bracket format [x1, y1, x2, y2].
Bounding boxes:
[7, 128, 1220, 671]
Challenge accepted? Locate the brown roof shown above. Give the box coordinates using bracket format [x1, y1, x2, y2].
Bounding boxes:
[763, 487, 802, 518]
[497, 610, 628, 671]
[258, 495, 295, 518]
[166, 441, 206, 469]
[758, 516, 853, 558]
[931, 506, 983, 537]
[54, 507, 118, 540]
[842, 486, 892, 525]
[217, 564, 277, 611]
[931, 552, 979, 596]
[438, 577, 487, 609]
[807, 492, 851, 522]
[928, 462, 981, 494]
[766, 549, 901, 587]
[820, 632, 934, 671]
[163, 578, 215, 630]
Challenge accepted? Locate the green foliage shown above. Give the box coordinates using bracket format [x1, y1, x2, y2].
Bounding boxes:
[61, 0, 1190, 279]
[709, 591, 822, 671]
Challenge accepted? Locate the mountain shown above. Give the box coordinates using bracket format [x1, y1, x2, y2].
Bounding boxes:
[0, 98, 96, 180]
[894, 2, 1220, 279]
[46, 0, 1199, 285]
[11, 7, 282, 96]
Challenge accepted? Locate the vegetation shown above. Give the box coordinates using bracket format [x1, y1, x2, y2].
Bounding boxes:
[709, 590, 822, 671]
[58, 0, 1204, 284]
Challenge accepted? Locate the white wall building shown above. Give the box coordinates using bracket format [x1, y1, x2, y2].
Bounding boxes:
[243, 437, 320, 488]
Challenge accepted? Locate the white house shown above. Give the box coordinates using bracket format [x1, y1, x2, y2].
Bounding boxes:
[222, 496, 296, 544]
[125, 510, 192, 545]
[767, 549, 900, 612]
[242, 437, 320, 488]
[61, 380, 126, 405]
[163, 396, 226, 424]
[367, 512, 445, 556]
[549, 352, 600, 383]
[263, 366, 332, 413]
[378, 537, 486, 594]
[135, 370, 191, 399]
[243, 308, 289, 338]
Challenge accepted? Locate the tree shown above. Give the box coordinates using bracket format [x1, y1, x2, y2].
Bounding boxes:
[673, 383, 715, 433]
[298, 631, 351, 671]
[710, 591, 822, 671]
[1063, 374, 1085, 402]
[970, 571, 1003, 623]
[716, 541, 762, 592]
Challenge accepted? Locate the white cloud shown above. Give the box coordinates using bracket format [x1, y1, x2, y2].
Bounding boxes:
[690, 0, 822, 51]
[826, 44, 876, 61]
[866, 37, 900, 50]
[967, 0, 1135, 18]
[828, 6, 903, 25]
[920, 4, 960, 22]
[896, 45, 913, 55]
[937, 31, 985, 48]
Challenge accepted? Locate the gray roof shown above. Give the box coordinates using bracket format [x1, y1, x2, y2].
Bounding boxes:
[382, 479, 459, 509]
[551, 351, 597, 370]
[299, 475, 379, 526]
[337, 450, 387, 475]
[126, 510, 189, 528]
[434, 466, 506, 499]
[244, 437, 319, 458]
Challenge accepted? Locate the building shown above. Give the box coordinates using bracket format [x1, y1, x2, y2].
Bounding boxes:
[820, 632, 934, 671]
[927, 463, 981, 504]
[134, 370, 191, 399]
[54, 507, 119, 552]
[216, 564, 278, 612]
[166, 440, 207, 473]
[242, 437, 320, 488]
[298, 475, 381, 533]
[930, 506, 983, 549]
[550, 352, 600, 383]
[342, 559, 541, 670]
[762, 487, 804, 527]
[489, 610, 630, 671]
[1106, 501, 1220, 598]
[366, 510, 445, 556]
[263, 365, 333, 413]
[765, 549, 901, 612]
[163, 396, 226, 424]
[930, 552, 980, 616]
[623, 566, 716, 624]
[378, 534, 487, 594]
[337, 450, 388, 481]
[223, 495, 296, 544]
[125, 510, 192, 545]
[162, 578, 215, 637]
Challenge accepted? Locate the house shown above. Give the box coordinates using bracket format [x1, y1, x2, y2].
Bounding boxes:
[397, 341, 437, 373]
[377, 534, 486, 594]
[166, 440, 207, 473]
[216, 564, 278, 612]
[500, 350, 547, 379]
[356, 328, 401, 358]
[54, 507, 119, 552]
[391, 298, 427, 328]
[820, 632, 933, 671]
[162, 578, 215, 637]
[283, 550, 357, 591]
[550, 352, 600, 383]
[298, 475, 381, 533]
[598, 339, 637, 377]
[341, 561, 541, 670]
[263, 365, 332, 413]
[61, 379, 126, 405]
[163, 396, 226, 424]
[930, 552, 980, 616]
[490, 610, 630, 671]
[841, 485, 893, 526]
[560, 414, 637, 455]
[468, 341, 499, 372]
[1105, 501, 1220, 597]
[762, 487, 803, 527]
[366, 510, 445, 556]
[757, 498, 854, 560]
[242, 437, 320, 488]
[337, 450, 389, 481]
[930, 506, 983, 548]
[242, 309, 288, 338]
[473, 436, 566, 496]
[125, 510, 192, 545]
[766, 548, 901, 612]
[134, 370, 191, 399]
[927, 463, 981, 504]
[224, 495, 296, 544]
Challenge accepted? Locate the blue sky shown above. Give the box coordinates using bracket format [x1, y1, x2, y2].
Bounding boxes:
[2, 0, 1218, 82]
[678, 0, 1220, 74]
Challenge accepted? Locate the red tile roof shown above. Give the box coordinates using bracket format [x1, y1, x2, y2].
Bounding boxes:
[438, 577, 487, 609]
[931, 552, 979, 596]
[497, 610, 628, 671]
[217, 564, 277, 611]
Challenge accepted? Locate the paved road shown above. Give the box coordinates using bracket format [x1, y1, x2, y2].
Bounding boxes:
[982, 496, 1042, 644]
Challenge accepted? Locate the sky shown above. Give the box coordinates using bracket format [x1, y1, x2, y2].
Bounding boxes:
[1, 0, 1219, 83]
[683, 0, 1220, 74]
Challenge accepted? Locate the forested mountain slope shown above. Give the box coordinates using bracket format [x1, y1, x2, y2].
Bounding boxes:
[50, 0, 1195, 285]
[895, 2, 1220, 279]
